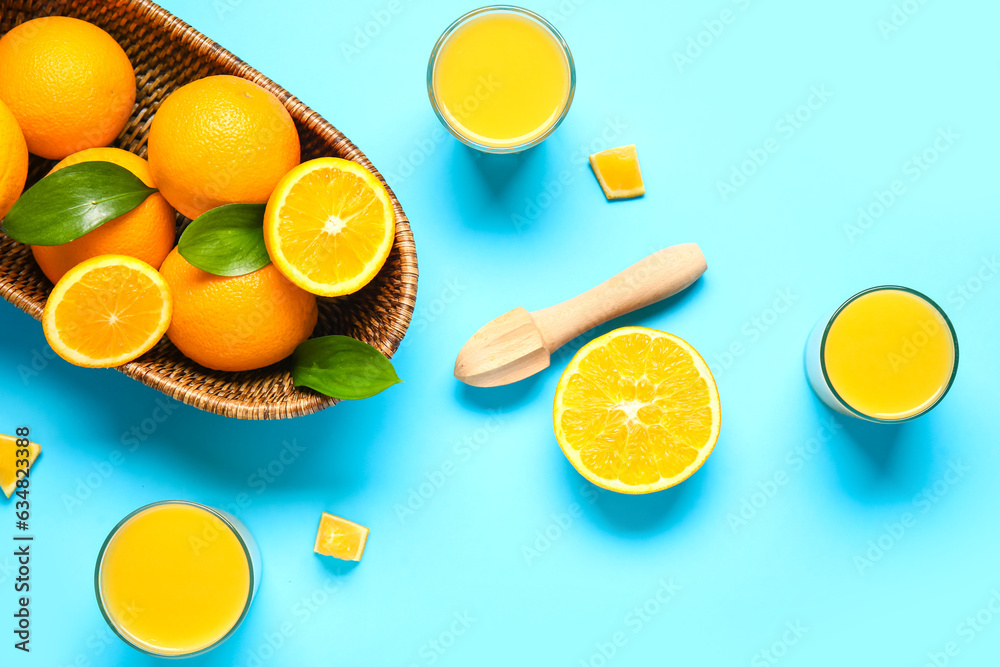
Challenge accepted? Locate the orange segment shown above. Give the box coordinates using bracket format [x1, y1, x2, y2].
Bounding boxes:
[264, 157, 395, 297]
[553, 327, 720, 494]
[313, 512, 369, 561]
[1, 434, 41, 499]
[589, 144, 645, 200]
[42, 255, 172, 368]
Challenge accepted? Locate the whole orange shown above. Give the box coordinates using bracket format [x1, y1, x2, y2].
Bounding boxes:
[31, 148, 176, 284]
[148, 75, 300, 220]
[0, 17, 135, 160]
[0, 97, 28, 221]
[158, 248, 318, 372]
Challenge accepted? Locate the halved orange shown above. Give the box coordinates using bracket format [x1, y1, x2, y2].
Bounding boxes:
[42, 254, 172, 368]
[1, 433, 41, 498]
[264, 157, 395, 297]
[553, 327, 720, 494]
[589, 144, 645, 200]
[313, 512, 369, 561]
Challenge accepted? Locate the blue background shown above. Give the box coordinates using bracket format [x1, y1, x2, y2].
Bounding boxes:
[3, 0, 1000, 665]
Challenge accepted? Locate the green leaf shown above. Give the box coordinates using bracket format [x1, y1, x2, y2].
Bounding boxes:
[292, 335, 402, 400]
[2, 162, 158, 246]
[178, 203, 270, 277]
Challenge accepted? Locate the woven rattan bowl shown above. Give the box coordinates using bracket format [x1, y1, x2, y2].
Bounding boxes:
[0, 0, 417, 419]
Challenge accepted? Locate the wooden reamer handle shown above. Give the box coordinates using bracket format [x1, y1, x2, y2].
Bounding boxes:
[529, 243, 707, 353]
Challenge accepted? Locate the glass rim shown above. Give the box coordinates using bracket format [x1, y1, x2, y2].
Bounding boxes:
[426, 4, 576, 154]
[94, 500, 256, 659]
[818, 285, 960, 423]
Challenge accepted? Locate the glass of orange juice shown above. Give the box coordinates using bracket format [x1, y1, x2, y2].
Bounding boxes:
[95, 500, 261, 657]
[806, 286, 959, 422]
[428, 5, 575, 153]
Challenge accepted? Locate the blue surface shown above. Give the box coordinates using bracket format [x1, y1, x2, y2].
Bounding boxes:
[3, 0, 1000, 664]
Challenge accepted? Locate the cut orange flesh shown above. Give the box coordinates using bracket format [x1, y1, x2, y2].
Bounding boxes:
[264, 157, 395, 297]
[553, 327, 720, 494]
[1, 434, 41, 498]
[589, 144, 645, 200]
[42, 255, 172, 368]
[314, 512, 369, 561]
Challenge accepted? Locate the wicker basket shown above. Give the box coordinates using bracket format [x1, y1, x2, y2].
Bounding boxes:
[0, 0, 418, 419]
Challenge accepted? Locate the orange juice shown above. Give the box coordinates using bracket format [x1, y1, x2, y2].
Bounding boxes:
[429, 7, 574, 152]
[96, 502, 258, 657]
[806, 287, 958, 421]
